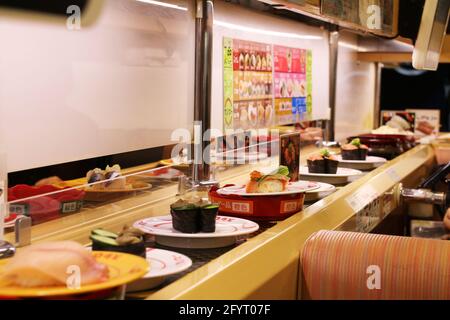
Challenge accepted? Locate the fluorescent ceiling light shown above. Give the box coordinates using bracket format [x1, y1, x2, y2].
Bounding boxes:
[136, 0, 187, 11]
[214, 20, 323, 40]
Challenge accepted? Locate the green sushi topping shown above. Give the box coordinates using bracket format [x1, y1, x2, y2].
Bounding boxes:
[91, 229, 118, 239]
[203, 204, 219, 209]
[350, 138, 361, 147]
[266, 165, 289, 177]
[258, 165, 290, 183]
[90, 234, 119, 246]
[320, 149, 331, 158]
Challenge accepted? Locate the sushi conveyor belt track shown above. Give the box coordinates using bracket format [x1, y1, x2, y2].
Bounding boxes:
[126, 221, 278, 299]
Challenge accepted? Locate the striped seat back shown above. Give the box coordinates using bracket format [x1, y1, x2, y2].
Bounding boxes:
[300, 230, 450, 300]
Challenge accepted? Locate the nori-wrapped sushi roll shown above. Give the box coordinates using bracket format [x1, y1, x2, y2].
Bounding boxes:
[90, 226, 146, 257]
[341, 138, 369, 160]
[200, 204, 219, 233]
[307, 155, 326, 173]
[307, 149, 338, 174]
[325, 156, 339, 174]
[170, 200, 200, 233]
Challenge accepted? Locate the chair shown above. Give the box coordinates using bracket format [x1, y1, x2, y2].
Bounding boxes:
[300, 230, 450, 299]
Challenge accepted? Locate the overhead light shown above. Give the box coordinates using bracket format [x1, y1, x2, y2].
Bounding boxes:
[136, 0, 187, 11]
[214, 20, 323, 40]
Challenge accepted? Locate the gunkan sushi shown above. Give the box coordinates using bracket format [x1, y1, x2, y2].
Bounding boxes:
[341, 138, 369, 160]
[307, 149, 339, 174]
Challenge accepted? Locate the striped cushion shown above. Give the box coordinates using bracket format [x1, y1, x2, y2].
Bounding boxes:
[300, 230, 450, 300]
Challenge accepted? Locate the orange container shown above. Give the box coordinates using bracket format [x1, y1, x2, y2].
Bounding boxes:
[209, 185, 305, 221]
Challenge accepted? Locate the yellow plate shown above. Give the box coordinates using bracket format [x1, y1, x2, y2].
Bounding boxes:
[0, 251, 149, 298]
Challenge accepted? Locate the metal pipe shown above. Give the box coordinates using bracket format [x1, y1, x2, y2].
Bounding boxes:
[193, 0, 214, 184]
[373, 62, 382, 129]
[326, 27, 339, 142]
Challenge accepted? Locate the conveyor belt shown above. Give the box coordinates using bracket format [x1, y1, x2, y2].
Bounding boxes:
[126, 221, 277, 299]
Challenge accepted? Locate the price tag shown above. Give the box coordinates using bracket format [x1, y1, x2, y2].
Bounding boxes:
[386, 168, 401, 183]
[346, 185, 379, 213]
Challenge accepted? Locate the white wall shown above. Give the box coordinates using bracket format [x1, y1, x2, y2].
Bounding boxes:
[0, 0, 195, 172]
[334, 31, 376, 142]
[211, 0, 330, 132]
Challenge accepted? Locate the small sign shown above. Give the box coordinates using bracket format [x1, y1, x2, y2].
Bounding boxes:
[280, 132, 301, 181]
[346, 185, 379, 213]
[406, 109, 440, 136]
[10, 203, 29, 216]
[61, 200, 83, 214]
[386, 168, 401, 183]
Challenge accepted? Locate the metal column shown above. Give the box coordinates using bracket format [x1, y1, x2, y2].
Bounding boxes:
[193, 0, 214, 184]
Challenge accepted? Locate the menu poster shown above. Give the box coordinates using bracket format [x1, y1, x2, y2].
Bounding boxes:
[380, 111, 416, 132]
[279, 132, 301, 181]
[223, 38, 274, 131]
[223, 38, 234, 130]
[406, 109, 440, 136]
[223, 37, 313, 131]
[273, 45, 308, 125]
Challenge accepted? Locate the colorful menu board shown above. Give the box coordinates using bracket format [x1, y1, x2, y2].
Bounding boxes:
[273, 45, 311, 125]
[223, 38, 313, 130]
[224, 38, 274, 131]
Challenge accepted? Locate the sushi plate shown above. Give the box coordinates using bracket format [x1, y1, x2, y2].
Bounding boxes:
[217, 180, 320, 197]
[300, 166, 363, 185]
[126, 248, 192, 292]
[133, 215, 259, 249]
[0, 251, 148, 298]
[133, 168, 184, 182]
[84, 182, 152, 202]
[336, 155, 387, 171]
[304, 182, 336, 202]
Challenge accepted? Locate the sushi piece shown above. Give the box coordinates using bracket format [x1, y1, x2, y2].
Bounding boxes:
[341, 138, 369, 160]
[307, 154, 325, 174]
[199, 203, 219, 233]
[86, 164, 127, 190]
[245, 166, 290, 193]
[307, 149, 339, 174]
[104, 165, 126, 189]
[170, 199, 200, 233]
[86, 168, 105, 190]
[91, 226, 146, 257]
[0, 241, 109, 288]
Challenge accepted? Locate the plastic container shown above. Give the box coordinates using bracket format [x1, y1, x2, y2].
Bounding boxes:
[8, 184, 85, 225]
[209, 185, 305, 221]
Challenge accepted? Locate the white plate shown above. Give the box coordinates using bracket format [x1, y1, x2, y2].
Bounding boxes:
[336, 155, 387, 170]
[127, 248, 192, 292]
[217, 180, 320, 197]
[304, 182, 336, 202]
[133, 215, 259, 249]
[3, 214, 24, 229]
[300, 166, 362, 185]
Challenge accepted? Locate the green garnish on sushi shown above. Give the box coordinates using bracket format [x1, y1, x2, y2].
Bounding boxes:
[350, 138, 361, 147]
